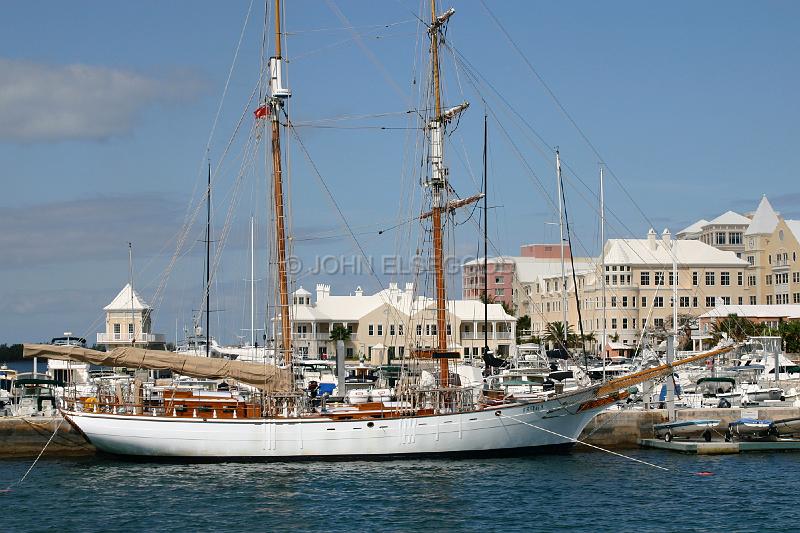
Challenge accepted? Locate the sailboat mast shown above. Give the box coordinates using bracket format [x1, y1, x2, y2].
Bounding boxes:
[269, 0, 292, 365]
[250, 215, 255, 348]
[600, 165, 607, 381]
[429, 0, 448, 387]
[129, 242, 135, 344]
[206, 161, 211, 358]
[556, 150, 567, 347]
[483, 115, 488, 356]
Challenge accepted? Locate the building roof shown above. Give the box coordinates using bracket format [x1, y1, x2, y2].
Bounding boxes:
[104, 283, 151, 311]
[677, 219, 709, 236]
[699, 305, 800, 320]
[293, 286, 311, 296]
[745, 196, 780, 235]
[414, 300, 515, 322]
[707, 210, 751, 226]
[604, 234, 747, 267]
[786, 220, 800, 243]
[514, 257, 595, 283]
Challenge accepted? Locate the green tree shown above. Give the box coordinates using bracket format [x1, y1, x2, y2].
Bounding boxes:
[779, 321, 800, 353]
[544, 321, 576, 349]
[329, 324, 351, 342]
[710, 314, 757, 343]
[516, 315, 531, 342]
[0, 344, 23, 362]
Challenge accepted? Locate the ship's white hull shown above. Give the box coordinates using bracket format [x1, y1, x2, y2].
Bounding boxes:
[64, 393, 607, 459]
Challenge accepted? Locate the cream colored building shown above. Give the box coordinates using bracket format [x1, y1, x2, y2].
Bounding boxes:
[522, 229, 750, 350]
[276, 282, 516, 362]
[680, 195, 800, 307]
[97, 283, 166, 349]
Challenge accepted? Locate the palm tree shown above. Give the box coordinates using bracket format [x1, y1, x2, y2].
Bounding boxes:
[329, 324, 351, 342]
[544, 321, 575, 349]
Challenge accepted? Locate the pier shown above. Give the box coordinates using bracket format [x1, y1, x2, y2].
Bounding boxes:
[0, 416, 94, 458]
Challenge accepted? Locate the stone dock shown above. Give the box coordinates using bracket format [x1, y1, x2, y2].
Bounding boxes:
[2, 406, 800, 458]
[0, 416, 95, 458]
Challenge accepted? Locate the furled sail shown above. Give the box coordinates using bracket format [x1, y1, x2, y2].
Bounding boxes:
[23, 344, 292, 392]
[596, 343, 737, 396]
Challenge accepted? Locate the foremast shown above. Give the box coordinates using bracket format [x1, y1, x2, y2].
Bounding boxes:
[427, 1, 466, 388]
[268, 0, 292, 366]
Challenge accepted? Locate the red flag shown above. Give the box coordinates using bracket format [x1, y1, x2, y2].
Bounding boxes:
[254, 105, 269, 119]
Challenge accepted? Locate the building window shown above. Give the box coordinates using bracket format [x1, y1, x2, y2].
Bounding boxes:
[641, 296, 647, 308]
[794, 293, 800, 304]
[721, 272, 730, 286]
[722, 296, 731, 305]
[416, 325, 422, 336]
[738, 272, 743, 286]
[369, 324, 374, 336]
[715, 232, 726, 245]
[693, 297, 698, 307]
[654, 297, 664, 308]
[622, 318, 628, 329]
[611, 318, 617, 330]
[692, 271, 699, 285]
[346, 347, 354, 357]
[747, 256, 755, 265]
[622, 296, 628, 308]
[680, 296, 689, 307]
[668, 272, 678, 285]
[654, 318, 665, 328]
[655, 272, 665, 286]
[128, 323, 134, 334]
[705, 296, 715, 307]
[640, 272, 650, 286]
[398, 324, 404, 336]
[766, 275, 772, 285]
[377, 324, 383, 336]
[705, 272, 715, 286]
[390, 324, 395, 336]
[729, 232, 742, 245]
[446, 324, 452, 336]
[495, 276, 503, 284]
[114, 323, 121, 334]
[750, 296, 756, 305]
[766, 295, 773, 304]
[794, 272, 800, 283]
[611, 297, 617, 308]
[495, 288, 504, 296]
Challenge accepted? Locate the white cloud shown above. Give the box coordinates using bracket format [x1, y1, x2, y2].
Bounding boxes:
[0, 58, 200, 141]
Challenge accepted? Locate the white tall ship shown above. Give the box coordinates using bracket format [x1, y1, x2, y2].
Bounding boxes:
[25, 0, 735, 459]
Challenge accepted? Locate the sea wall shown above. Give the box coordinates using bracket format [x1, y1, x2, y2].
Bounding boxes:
[580, 406, 800, 449]
[0, 416, 95, 458]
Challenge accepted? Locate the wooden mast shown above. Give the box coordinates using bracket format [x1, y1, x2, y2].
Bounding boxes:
[270, 0, 291, 365]
[429, 0, 448, 387]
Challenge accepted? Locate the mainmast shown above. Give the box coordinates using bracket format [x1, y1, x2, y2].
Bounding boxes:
[427, 1, 463, 387]
[268, 0, 292, 365]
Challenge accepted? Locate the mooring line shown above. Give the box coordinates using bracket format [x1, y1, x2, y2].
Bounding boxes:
[4, 416, 66, 492]
[496, 412, 669, 471]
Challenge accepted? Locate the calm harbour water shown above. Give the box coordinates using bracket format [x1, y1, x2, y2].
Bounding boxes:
[1, 450, 798, 532]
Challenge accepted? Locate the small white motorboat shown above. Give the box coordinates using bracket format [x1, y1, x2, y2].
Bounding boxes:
[653, 419, 721, 442]
[725, 418, 775, 441]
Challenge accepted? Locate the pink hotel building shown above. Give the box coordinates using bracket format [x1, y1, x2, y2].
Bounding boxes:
[462, 244, 572, 309]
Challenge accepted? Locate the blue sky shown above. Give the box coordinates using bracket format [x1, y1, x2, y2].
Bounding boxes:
[1, 1, 798, 344]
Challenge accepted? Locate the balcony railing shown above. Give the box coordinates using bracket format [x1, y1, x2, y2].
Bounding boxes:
[97, 332, 166, 344]
[461, 331, 514, 340]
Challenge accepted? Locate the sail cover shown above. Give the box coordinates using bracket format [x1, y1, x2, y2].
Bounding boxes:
[23, 344, 292, 392]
